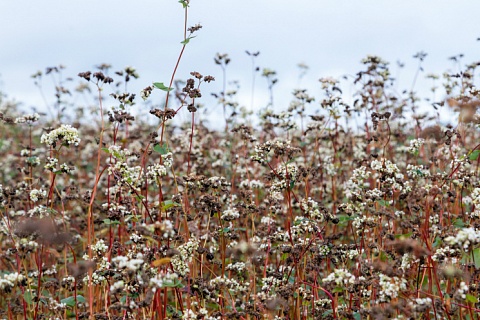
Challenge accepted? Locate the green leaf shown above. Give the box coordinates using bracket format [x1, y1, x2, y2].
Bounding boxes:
[337, 214, 353, 226]
[101, 147, 110, 153]
[154, 143, 169, 155]
[103, 218, 120, 226]
[453, 218, 465, 228]
[469, 150, 480, 161]
[353, 312, 362, 320]
[433, 236, 442, 248]
[473, 247, 480, 268]
[180, 36, 196, 45]
[377, 199, 390, 207]
[153, 82, 173, 92]
[162, 200, 180, 211]
[178, 0, 189, 8]
[466, 293, 478, 303]
[61, 295, 85, 308]
[24, 291, 33, 305]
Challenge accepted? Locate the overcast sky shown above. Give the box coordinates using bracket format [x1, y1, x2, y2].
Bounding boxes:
[1, 1, 479, 125]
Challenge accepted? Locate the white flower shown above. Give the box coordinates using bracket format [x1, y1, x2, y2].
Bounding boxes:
[40, 124, 81, 147]
[221, 208, 240, 221]
[444, 227, 480, 251]
[322, 268, 355, 287]
[91, 239, 108, 255]
[112, 255, 144, 271]
[378, 273, 406, 302]
[30, 189, 47, 202]
[406, 138, 425, 154]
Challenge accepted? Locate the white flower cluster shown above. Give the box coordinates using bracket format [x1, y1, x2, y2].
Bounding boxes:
[225, 262, 246, 272]
[182, 309, 197, 320]
[371, 159, 407, 191]
[110, 280, 125, 293]
[469, 188, 480, 217]
[61, 276, 75, 288]
[365, 188, 384, 200]
[91, 239, 108, 256]
[432, 246, 459, 262]
[260, 216, 275, 225]
[14, 113, 40, 124]
[30, 189, 47, 202]
[345, 249, 360, 260]
[353, 139, 367, 159]
[455, 281, 469, 300]
[83, 271, 106, 285]
[24, 155, 40, 167]
[147, 164, 167, 183]
[290, 216, 317, 239]
[149, 271, 179, 292]
[130, 233, 142, 243]
[27, 205, 50, 218]
[210, 275, 250, 293]
[107, 145, 132, 160]
[444, 227, 480, 251]
[300, 197, 324, 221]
[48, 297, 66, 311]
[102, 202, 129, 217]
[399, 253, 419, 271]
[112, 254, 144, 271]
[322, 268, 355, 287]
[344, 166, 370, 199]
[323, 156, 337, 176]
[239, 179, 264, 189]
[107, 161, 143, 190]
[15, 238, 39, 253]
[221, 207, 240, 221]
[378, 273, 407, 302]
[276, 163, 298, 181]
[207, 176, 230, 189]
[406, 138, 425, 154]
[409, 297, 432, 313]
[151, 220, 175, 239]
[318, 245, 331, 256]
[59, 163, 75, 174]
[44, 157, 58, 171]
[40, 124, 81, 147]
[162, 152, 173, 167]
[371, 159, 402, 177]
[260, 276, 282, 293]
[0, 272, 25, 291]
[395, 211, 405, 218]
[471, 188, 480, 206]
[251, 140, 291, 164]
[171, 237, 199, 277]
[352, 215, 377, 234]
[406, 164, 430, 179]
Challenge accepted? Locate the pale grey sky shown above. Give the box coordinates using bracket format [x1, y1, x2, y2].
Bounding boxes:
[1, 1, 479, 124]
